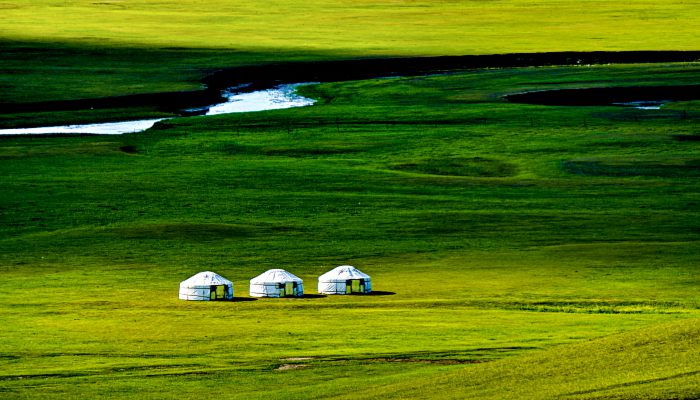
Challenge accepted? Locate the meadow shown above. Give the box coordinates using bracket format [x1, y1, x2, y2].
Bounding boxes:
[1, 0, 699, 398]
[2, 62, 699, 398]
[2, 0, 700, 106]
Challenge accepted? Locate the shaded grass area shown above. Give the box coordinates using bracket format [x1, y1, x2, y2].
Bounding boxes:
[506, 84, 700, 106]
[562, 158, 700, 177]
[0, 63, 699, 398]
[393, 157, 518, 178]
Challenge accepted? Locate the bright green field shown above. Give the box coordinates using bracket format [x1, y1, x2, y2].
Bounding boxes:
[1, 63, 699, 398]
[1, 0, 700, 398]
[3, 0, 700, 53]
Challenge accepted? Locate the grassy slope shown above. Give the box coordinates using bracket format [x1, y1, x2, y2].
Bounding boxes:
[1, 0, 700, 106]
[357, 318, 700, 399]
[0, 64, 698, 398]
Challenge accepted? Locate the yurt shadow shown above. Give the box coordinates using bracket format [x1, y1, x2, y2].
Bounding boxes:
[300, 294, 327, 299]
[366, 291, 396, 296]
[232, 297, 258, 302]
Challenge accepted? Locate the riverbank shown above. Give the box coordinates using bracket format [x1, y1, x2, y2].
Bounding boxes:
[2, 51, 699, 129]
[506, 84, 700, 106]
[0, 84, 316, 135]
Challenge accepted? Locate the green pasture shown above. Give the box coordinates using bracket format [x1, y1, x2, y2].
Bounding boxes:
[1, 63, 699, 398]
[4, 0, 699, 53]
[2, 0, 700, 106]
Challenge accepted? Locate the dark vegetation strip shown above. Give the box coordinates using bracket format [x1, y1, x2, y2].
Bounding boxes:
[0, 89, 223, 115]
[0, 372, 87, 381]
[204, 51, 700, 92]
[1, 51, 699, 115]
[506, 84, 700, 106]
[674, 135, 700, 142]
[565, 370, 700, 397]
[0, 364, 205, 381]
[319, 348, 534, 364]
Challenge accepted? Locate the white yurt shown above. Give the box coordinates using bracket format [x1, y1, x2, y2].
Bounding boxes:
[318, 265, 372, 295]
[179, 271, 234, 301]
[249, 269, 304, 298]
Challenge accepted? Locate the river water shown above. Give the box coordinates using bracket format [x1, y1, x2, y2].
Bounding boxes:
[0, 83, 315, 135]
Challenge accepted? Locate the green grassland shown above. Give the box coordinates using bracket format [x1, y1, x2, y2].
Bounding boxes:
[5, 0, 698, 52]
[1, 63, 699, 398]
[1, 0, 700, 107]
[1, 0, 699, 398]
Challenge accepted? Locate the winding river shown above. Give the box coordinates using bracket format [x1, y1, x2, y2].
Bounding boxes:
[3, 51, 699, 136]
[0, 83, 315, 135]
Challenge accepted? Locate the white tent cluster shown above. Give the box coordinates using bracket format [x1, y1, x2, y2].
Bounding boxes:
[179, 265, 372, 301]
[318, 265, 372, 295]
[178, 271, 234, 301]
[249, 269, 304, 298]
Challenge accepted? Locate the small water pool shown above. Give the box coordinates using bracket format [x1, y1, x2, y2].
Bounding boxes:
[505, 84, 700, 108]
[611, 100, 668, 110]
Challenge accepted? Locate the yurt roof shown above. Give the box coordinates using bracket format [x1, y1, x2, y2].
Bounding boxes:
[250, 269, 302, 284]
[180, 271, 232, 287]
[318, 265, 370, 281]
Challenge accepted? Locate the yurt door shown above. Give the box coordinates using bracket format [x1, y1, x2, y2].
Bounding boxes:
[346, 279, 365, 294]
[210, 285, 226, 300]
[285, 282, 294, 296]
